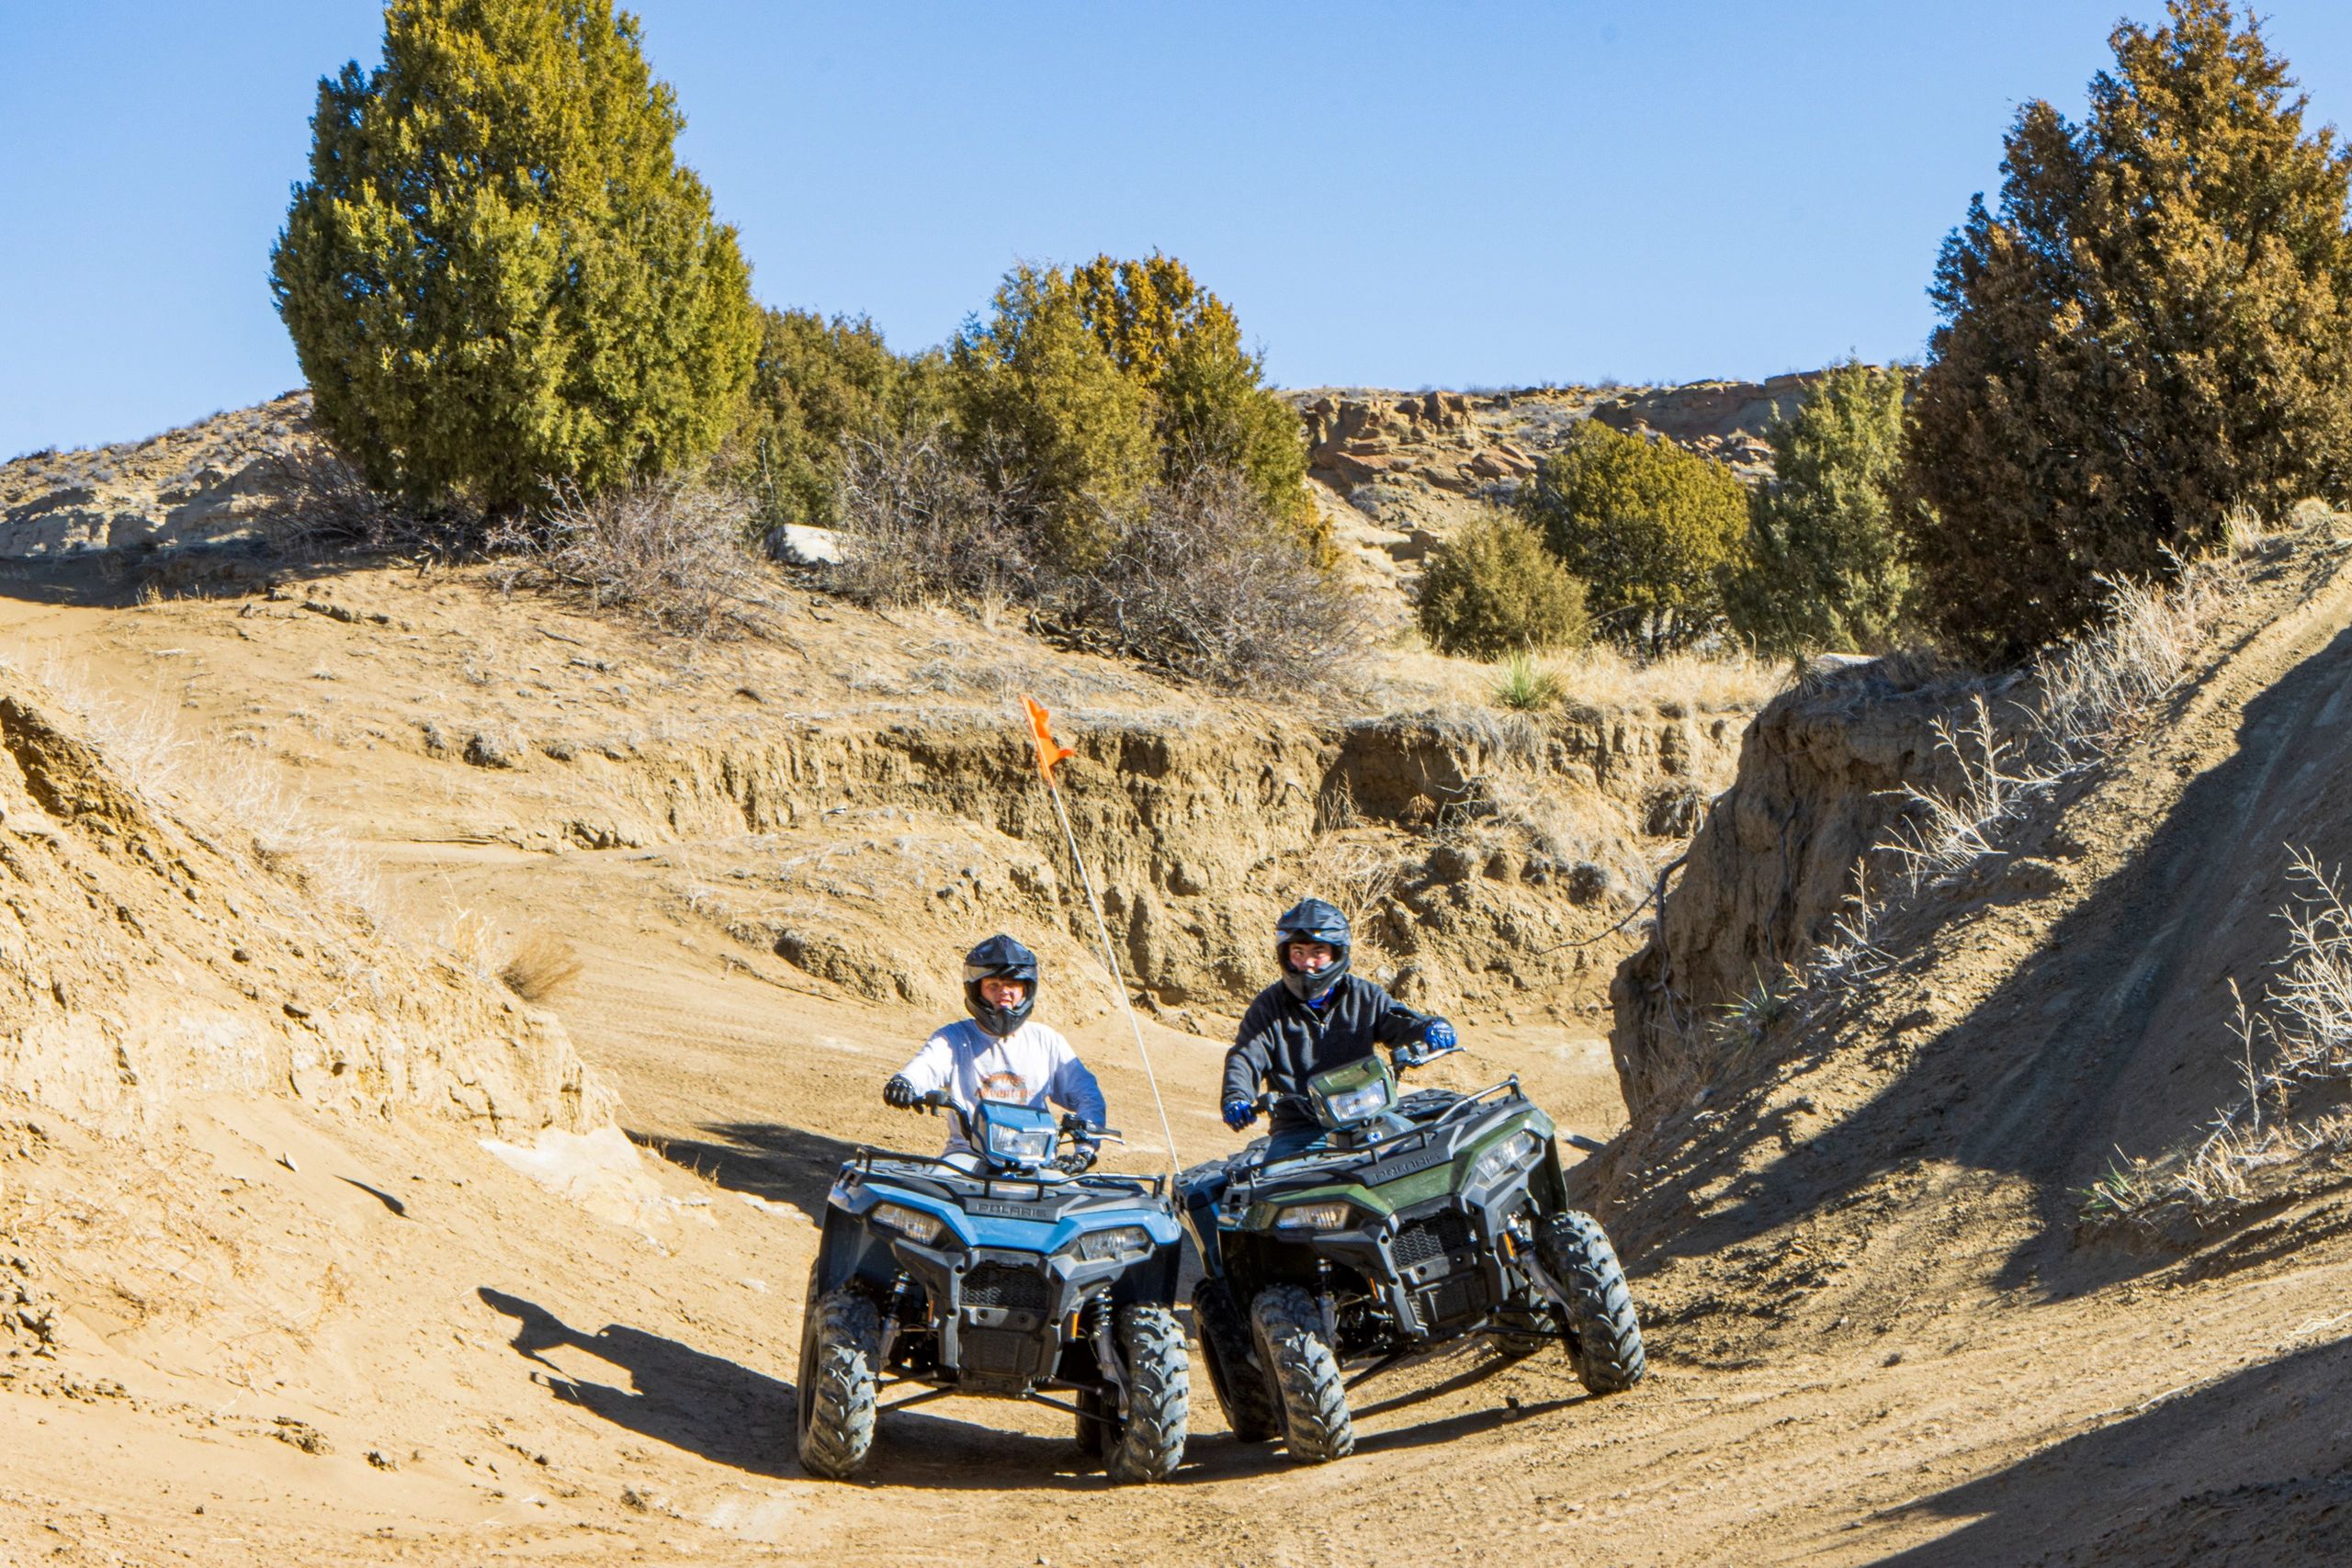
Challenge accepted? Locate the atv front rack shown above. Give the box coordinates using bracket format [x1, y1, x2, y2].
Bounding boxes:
[848, 1145, 1170, 1203]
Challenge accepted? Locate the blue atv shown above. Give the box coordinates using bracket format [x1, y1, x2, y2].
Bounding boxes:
[797, 1091, 1190, 1483]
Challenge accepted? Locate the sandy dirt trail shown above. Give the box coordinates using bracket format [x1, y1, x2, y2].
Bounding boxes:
[0, 557, 2347, 1565]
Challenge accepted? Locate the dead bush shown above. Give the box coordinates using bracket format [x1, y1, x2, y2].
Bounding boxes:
[831, 432, 1367, 695]
[500, 932, 583, 1002]
[490, 477, 774, 638]
[830, 423, 1035, 607]
[256, 444, 485, 559]
[1065, 467, 1374, 694]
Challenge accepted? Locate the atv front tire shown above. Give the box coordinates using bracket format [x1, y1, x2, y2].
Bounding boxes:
[1193, 1280, 1280, 1441]
[797, 1287, 882, 1480]
[1101, 1304, 1189, 1483]
[1539, 1210, 1645, 1393]
[1250, 1285, 1353, 1462]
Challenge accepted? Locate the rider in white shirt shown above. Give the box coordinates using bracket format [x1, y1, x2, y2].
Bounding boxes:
[883, 935, 1107, 1172]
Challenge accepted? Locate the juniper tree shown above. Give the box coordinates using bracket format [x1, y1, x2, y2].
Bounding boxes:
[270, 0, 760, 512]
[1517, 421, 1747, 653]
[1726, 362, 1912, 657]
[951, 254, 1316, 567]
[1905, 0, 2352, 658]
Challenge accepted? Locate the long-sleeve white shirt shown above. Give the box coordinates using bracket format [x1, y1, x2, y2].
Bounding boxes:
[895, 1019, 1108, 1156]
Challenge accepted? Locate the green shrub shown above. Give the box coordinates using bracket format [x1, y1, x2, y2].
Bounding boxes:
[1904, 0, 2352, 660]
[270, 0, 760, 513]
[1490, 652, 1565, 712]
[1417, 511, 1590, 658]
[949, 254, 1317, 567]
[729, 310, 945, 529]
[1725, 361, 1912, 657]
[1517, 422, 1747, 652]
[1070, 254, 1317, 548]
[949, 263, 1159, 569]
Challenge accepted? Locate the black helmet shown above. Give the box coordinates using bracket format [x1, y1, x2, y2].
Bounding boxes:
[962, 933, 1039, 1037]
[1273, 897, 1351, 1001]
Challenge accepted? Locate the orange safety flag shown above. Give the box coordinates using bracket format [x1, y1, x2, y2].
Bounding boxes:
[1023, 694, 1076, 782]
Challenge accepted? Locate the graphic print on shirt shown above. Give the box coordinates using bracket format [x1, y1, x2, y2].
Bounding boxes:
[978, 1070, 1029, 1103]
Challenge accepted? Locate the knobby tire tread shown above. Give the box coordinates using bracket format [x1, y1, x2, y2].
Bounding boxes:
[1250, 1284, 1354, 1463]
[1541, 1210, 1646, 1393]
[1193, 1280, 1280, 1441]
[1104, 1304, 1190, 1483]
[797, 1287, 882, 1480]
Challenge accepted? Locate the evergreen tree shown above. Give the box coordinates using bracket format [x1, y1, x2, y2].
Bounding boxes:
[1725, 362, 1912, 656]
[270, 0, 760, 512]
[731, 310, 945, 529]
[950, 254, 1316, 567]
[1069, 254, 1315, 542]
[1417, 511, 1589, 658]
[1517, 421, 1747, 652]
[949, 264, 1159, 570]
[1905, 0, 2352, 658]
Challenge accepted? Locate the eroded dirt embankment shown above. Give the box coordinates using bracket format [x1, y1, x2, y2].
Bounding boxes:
[1586, 524, 2352, 1562]
[0, 681, 599, 1135]
[522, 696, 1739, 1021]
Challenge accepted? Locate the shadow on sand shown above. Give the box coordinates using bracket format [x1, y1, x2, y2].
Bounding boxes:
[633, 1119, 864, 1227]
[1869, 1335, 2352, 1565]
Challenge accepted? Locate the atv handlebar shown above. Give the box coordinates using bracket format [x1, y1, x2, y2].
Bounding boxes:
[913, 1089, 1119, 1157]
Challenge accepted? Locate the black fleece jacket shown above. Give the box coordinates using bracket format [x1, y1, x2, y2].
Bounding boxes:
[1220, 975, 1435, 1131]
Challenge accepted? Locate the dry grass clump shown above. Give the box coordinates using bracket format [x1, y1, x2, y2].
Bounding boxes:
[1883, 557, 2222, 897]
[2086, 849, 2352, 1229]
[1376, 641, 1781, 719]
[500, 931, 583, 1003]
[490, 477, 777, 639]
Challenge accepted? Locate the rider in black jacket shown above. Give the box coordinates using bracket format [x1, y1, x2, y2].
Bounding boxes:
[1222, 898, 1456, 1153]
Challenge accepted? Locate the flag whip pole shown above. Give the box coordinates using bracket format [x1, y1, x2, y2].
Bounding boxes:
[1023, 696, 1180, 1180]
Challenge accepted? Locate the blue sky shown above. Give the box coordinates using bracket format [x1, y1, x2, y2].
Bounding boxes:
[8, 2, 2352, 457]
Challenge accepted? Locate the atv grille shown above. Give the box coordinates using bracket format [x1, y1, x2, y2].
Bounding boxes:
[1392, 1211, 1474, 1269]
[963, 1263, 1050, 1312]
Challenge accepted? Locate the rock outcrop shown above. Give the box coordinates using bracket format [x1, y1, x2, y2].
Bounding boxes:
[1608, 660, 1972, 1118]
[470, 699, 1747, 1023]
[0, 392, 315, 557]
[1301, 392, 1537, 498]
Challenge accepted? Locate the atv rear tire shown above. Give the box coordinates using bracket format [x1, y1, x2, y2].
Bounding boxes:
[1102, 1304, 1189, 1483]
[1193, 1280, 1280, 1441]
[1074, 1389, 1106, 1458]
[1250, 1285, 1353, 1462]
[797, 1287, 882, 1480]
[1538, 1210, 1645, 1393]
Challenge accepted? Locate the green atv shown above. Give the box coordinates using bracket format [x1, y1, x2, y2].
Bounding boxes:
[1178, 1045, 1644, 1461]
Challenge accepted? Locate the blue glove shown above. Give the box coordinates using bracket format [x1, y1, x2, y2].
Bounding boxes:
[1423, 1020, 1457, 1053]
[1223, 1099, 1259, 1132]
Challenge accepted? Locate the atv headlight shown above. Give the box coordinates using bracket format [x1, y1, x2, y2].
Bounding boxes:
[985, 1121, 1057, 1166]
[1317, 1078, 1394, 1126]
[1273, 1201, 1357, 1231]
[1471, 1131, 1542, 1189]
[1071, 1224, 1154, 1264]
[872, 1201, 946, 1245]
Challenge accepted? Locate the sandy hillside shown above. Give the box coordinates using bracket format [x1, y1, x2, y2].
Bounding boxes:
[0, 407, 2346, 1564]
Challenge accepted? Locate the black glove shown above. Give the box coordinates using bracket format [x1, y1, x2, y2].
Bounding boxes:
[1056, 1139, 1099, 1176]
[882, 1074, 920, 1110]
